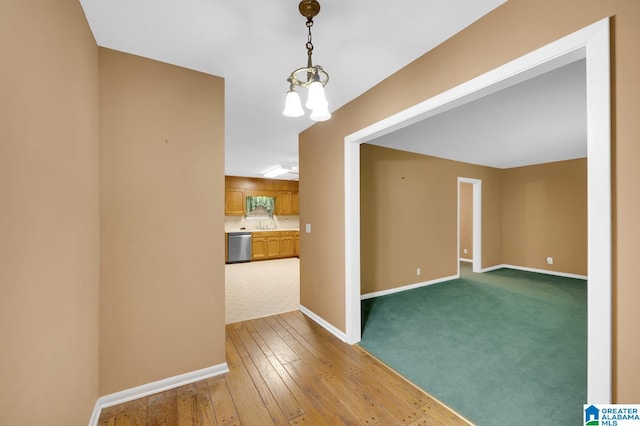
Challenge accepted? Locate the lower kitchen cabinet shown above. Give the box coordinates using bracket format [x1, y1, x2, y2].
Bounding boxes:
[266, 234, 280, 258]
[251, 230, 299, 261]
[252, 231, 277, 260]
[251, 237, 266, 260]
[279, 231, 295, 257]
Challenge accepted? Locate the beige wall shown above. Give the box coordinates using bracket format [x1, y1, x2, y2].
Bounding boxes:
[459, 182, 473, 260]
[99, 49, 226, 394]
[360, 147, 587, 295]
[298, 122, 347, 330]
[1, 4, 227, 419]
[360, 145, 502, 295]
[503, 159, 587, 275]
[300, 0, 640, 401]
[0, 0, 100, 424]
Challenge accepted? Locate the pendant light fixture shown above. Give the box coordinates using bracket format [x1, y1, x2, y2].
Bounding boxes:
[282, 0, 331, 122]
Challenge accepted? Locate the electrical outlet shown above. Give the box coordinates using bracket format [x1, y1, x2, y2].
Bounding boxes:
[463, 248, 468, 254]
[305, 223, 311, 233]
[546, 257, 554, 265]
[417, 267, 421, 276]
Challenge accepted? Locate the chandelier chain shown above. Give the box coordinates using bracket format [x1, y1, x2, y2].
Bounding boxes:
[282, 0, 330, 121]
[305, 18, 314, 56]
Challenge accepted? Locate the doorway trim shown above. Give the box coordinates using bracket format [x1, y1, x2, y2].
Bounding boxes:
[344, 18, 611, 403]
[458, 178, 482, 273]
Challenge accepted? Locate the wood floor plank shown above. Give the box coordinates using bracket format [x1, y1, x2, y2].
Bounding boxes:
[226, 327, 275, 426]
[238, 320, 305, 420]
[277, 311, 322, 341]
[417, 402, 470, 426]
[118, 398, 147, 426]
[315, 364, 382, 424]
[346, 364, 425, 424]
[279, 311, 467, 425]
[206, 376, 239, 426]
[264, 353, 340, 426]
[274, 313, 336, 363]
[272, 316, 385, 423]
[283, 359, 360, 425]
[407, 417, 431, 426]
[98, 310, 471, 426]
[263, 314, 289, 335]
[248, 316, 300, 365]
[99, 403, 125, 425]
[273, 313, 391, 423]
[147, 388, 178, 426]
[286, 324, 410, 424]
[228, 324, 290, 425]
[262, 338, 371, 419]
[351, 347, 471, 425]
[176, 383, 199, 426]
[253, 319, 346, 425]
[273, 322, 383, 424]
[352, 347, 430, 407]
[194, 379, 217, 425]
[101, 418, 115, 426]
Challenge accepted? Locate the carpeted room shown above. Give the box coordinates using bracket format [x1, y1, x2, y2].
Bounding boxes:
[358, 141, 588, 425]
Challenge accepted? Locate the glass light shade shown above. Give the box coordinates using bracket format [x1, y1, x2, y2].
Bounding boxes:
[310, 102, 331, 122]
[283, 90, 304, 117]
[305, 80, 327, 110]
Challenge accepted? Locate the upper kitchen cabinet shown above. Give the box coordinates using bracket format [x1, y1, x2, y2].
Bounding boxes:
[226, 176, 299, 216]
[225, 190, 244, 215]
[276, 191, 292, 215]
[276, 191, 299, 215]
[291, 191, 299, 215]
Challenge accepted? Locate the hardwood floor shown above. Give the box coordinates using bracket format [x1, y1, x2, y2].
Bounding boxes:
[98, 311, 471, 425]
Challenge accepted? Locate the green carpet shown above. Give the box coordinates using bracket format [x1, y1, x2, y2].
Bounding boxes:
[359, 264, 587, 426]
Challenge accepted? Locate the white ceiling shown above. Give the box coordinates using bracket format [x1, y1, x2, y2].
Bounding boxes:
[369, 58, 587, 168]
[78, 0, 508, 180]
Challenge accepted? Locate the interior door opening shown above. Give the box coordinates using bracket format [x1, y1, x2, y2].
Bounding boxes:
[344, 19, 611, 402]
[458, 178, 482, 274]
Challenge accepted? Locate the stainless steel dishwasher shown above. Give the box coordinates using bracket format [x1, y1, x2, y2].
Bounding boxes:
[227, 232, 252, 263]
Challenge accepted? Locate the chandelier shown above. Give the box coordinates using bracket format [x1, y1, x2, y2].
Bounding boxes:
[282, 0, 331, 122]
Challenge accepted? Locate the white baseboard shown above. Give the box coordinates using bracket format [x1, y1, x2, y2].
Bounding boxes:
[88, 362, 229, 426]
[481, 264, 504, 273]
[482, 263, 588, 280]
[459, 258, 473, 263]
[299, 305, 348, 343]
[361, 274, 459, 300]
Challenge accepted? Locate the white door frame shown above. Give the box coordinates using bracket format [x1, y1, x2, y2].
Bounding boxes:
[344, 18, 611, 403]
[458, 178, 482, 273]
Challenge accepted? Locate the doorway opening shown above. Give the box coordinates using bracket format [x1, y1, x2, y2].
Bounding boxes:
[343, 18, 611, 403]
[458, 178, 482, 274]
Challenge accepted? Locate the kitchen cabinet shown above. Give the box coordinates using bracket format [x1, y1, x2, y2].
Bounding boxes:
[279, 231, 295, 257]
[266, 234, 281, 258]
[252, 231, 279, 260]
[225, 177, 299, 217]
[291, 192, 299, 215]
[276, 191, 292, 215]
[276, 191, 299, 215]
[225, 190, 244, 215]
[294, 231, 300, 257]
[251, 231, 299, 261]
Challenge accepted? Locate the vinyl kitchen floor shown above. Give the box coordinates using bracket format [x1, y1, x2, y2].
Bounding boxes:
[225, 257, 300, 324]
